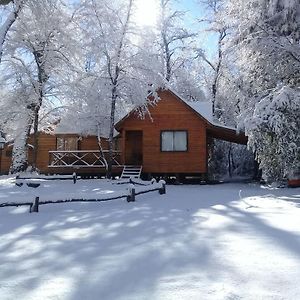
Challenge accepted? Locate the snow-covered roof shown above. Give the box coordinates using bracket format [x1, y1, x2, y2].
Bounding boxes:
[54, 125, 82, 135]
[169, 88, 237, 131]
[186, 101, 214, 123]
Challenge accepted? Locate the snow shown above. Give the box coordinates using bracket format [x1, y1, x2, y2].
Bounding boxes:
[187, 101, 213, 122]
[185, 99, 238, 131]
[0, 177, 300, 300]
[169, 88, 238, 131]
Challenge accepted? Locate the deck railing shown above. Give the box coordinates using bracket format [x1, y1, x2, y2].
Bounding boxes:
[48, 150, 122, 168]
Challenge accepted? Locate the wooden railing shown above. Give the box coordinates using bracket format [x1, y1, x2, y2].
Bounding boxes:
[48, 150, 122, 168]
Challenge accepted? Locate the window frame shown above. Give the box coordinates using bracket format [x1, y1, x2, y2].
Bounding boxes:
[160, 130, 188, 152]
[56, 136, 79, 151]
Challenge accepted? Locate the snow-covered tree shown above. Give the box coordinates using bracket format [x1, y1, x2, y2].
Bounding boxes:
[157, 0, 196, 83]
[1, 0, 79, 173]
[225, 0, 300, 181]
[245, 85, 300, 182]
[196, 0, 228, 116]
[0, 0, 24, 64]
[75, 0, 163, 178]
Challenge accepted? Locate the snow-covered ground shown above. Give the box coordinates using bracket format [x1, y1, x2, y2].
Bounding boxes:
[0, 177, 300, 300]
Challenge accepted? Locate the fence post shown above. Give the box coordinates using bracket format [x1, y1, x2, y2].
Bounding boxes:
[30, 197, 39, 213]
[159, 180, 166, 195]
[127, 184, 135, 202]
[73, 172, 77, 184]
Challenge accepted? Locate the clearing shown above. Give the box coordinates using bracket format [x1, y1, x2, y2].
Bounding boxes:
[0, 177, 300, 300]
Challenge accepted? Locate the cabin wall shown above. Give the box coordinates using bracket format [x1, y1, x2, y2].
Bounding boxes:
[0, 145, 12, 174]
[119, 90, 208, 174]
[0, 134, 112, 175]
[29, 133, 57, 173]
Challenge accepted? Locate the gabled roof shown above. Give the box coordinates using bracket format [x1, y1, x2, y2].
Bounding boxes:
[115, 87, 247, 144]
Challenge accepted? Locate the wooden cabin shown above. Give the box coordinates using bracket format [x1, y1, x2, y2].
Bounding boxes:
[115, 89, 247, 179]
[0, 133, 122, 176]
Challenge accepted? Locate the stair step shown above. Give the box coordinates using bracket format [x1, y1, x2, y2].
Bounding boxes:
[121, 165, 142, 179]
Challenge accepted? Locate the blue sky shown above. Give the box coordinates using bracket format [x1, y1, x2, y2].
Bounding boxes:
[175, 0, 218, 58]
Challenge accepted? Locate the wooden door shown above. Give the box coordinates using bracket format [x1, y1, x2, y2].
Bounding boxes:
[125, 131, 143, 165]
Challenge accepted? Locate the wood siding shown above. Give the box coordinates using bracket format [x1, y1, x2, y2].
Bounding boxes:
[118, 90, 207, 174]
[0, 133, 112, 175]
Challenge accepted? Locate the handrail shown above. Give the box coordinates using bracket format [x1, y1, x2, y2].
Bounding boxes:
[48, 150, 121, 153]
[48, 150, 122, 168]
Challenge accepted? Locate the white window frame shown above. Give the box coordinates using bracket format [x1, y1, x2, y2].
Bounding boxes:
[161, 130, 188, 152]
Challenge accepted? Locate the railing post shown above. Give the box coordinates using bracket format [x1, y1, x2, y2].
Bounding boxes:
[127, 184, 135, 202]
[159, 180, 166, 195]
[30, 197, 39, 213]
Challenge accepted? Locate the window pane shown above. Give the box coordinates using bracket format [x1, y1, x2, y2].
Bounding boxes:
[57, 137, 64, 150]
[174, 131, 187, 151]
[57, 137, 78, 150]
[161, 131, 174, 151]
[65, 137, 78, 151]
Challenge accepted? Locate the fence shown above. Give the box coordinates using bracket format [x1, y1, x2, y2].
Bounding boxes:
[0, 180, 166, 213]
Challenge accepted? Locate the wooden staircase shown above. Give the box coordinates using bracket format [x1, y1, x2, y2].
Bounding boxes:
[121, 165, 142, 179]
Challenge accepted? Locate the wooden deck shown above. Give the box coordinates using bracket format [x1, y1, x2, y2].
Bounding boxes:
[48, 150, 123, 176]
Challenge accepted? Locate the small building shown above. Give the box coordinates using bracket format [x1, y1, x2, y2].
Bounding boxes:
[115, 89, 247, 179]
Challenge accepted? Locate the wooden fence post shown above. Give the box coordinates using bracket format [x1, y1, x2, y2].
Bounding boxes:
[73, 172, 77, 184]
[127, 184, 135, 202]
[159, 180, 166, 195]
[30, 197, 39, 213]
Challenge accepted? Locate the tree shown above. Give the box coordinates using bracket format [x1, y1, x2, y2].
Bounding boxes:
[157, 0, 196, 83]
[0, 0, 24, 64]
[196, 0, 228, 117]
[225, 0, 300, 181]
[1, 0, 79, 173]
[76, 0, 163, 178]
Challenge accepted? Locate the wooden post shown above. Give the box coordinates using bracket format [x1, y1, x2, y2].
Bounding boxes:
[159, 180, 166, 195]
[30, 197, 39, 213]
[127, 184, 135, 202]
[73, 172, 77, 184]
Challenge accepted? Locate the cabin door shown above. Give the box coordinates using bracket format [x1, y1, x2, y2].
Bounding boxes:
[125, 131, 143, 165]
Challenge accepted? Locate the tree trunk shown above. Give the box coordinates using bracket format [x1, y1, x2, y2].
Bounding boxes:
[97, 127, 108, 171]
[228, 144, 232, 178]
[31, 104, 40, 171]
[107, 87, 117, 179]
[31, 45, 47, 170]
[10, 106, 34, 173]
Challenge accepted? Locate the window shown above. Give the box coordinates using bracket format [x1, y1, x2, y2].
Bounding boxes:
[56, 137, 78, 151]
[161, 131, 188, 152]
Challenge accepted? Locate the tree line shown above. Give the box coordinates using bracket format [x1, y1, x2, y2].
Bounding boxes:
[0, 0, 299, 182]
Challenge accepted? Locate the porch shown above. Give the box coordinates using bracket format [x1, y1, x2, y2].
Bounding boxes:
[48, 150, 123, 175]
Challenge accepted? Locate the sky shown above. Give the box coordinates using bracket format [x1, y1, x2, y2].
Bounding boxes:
[134, 0, 218, 58]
